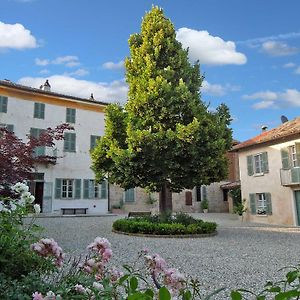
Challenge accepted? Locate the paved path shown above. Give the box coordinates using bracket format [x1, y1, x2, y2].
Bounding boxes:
[35, 213, 300, 298]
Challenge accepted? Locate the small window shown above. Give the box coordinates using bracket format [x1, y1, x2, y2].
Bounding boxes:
[196, 186, 201, 202]
[257, 193, 267, 214]
[253, 154, 263, 174]
[223, 189, 228, 202]
[249, 192, 272, 215]
[66, 108, 76, 123]
[84, 179, 107, 199]
[290, 145, 298, 167]
[247, 152, 269, 176]
[34, 102, 45, 119]
[30, 127, 45, 156]
[90, 135, 101, 150]
[0, 96, 8, 113]
[62, 179, 74, 198]
[124, 188, 135, 203]
[64, 132, 76, 152]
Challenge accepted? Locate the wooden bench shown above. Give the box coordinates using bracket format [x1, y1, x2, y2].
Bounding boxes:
[61, 208, 88, 215]
[128, 211, 151, 218]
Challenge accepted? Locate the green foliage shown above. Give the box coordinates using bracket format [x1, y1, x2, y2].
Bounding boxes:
[112, 213, 217, 235]
[91, 6, 232, 207]
[233, 200, 247, 216]
[229, 188, 242, 206]
[201, 199, 208, 210]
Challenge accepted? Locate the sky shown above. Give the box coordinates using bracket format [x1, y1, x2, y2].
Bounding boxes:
[1, 0, 300, 142]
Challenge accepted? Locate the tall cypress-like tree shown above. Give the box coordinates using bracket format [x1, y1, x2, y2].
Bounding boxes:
[92, 7, 232, 213]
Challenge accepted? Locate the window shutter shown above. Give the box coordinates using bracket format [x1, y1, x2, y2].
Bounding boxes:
[74, 179, 81, 199]
[265, 193, 272, 215]
[201, 186, 207, 200]
[261, 152, 269, 173]
[7, 124, 14, 132]
[0, 96, 8, 113]
[71, 133, 76, 151]
[40, 103, 45, 119]
[30, 128, 39, 138]
[247, 155, 254, 176]
[66, 108, 76, 123]
[83, 179, 89, 199]
[125, 188, 135, 202]
[249, 193, 256, 214]
[55, 179, 62, 199]
[88, 181, 95, 198]
[295, 143, 300, 167]
[281, 148, 290, 169]
[101, 181, 107, 199]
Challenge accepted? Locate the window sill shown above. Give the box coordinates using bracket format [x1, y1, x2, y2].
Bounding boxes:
[63, 150, 76, 153]
[253, 173, 264, 177]
[255, 214, 267, 217]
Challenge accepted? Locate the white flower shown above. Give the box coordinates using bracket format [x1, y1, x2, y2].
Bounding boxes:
[0, 201, 4, 212]
[93, 281, 103, 290]
[12, 182, 29, 194]
[10, 203, 17, 211]
[28, 195, 35, 203]
[34, 204, 41, 214]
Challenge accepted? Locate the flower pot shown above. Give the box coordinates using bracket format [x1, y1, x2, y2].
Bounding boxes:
[203, 209, 208, 213]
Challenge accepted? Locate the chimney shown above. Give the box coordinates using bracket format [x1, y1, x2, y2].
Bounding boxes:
[90, 93, 95, 101]
[261, 125, 268, 132]
[42, 80, 51, 92]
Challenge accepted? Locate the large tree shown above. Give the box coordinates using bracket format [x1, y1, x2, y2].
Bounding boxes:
[92, 6, 232, 212]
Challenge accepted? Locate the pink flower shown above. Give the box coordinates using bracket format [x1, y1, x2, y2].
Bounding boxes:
[74, 284, 86, 293]
[102, 248, 112, 262]
[164, 268, 185, 291]
[145, 253, 167, 275]
[32, 292, 44, 300]
[109, 267, 124, 283]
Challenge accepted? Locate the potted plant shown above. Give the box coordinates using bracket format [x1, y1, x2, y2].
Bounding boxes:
[233, 199, 247, 221]
[201, 199, 209, 213]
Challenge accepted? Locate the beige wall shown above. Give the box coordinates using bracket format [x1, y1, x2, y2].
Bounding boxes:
[238, 139, 300, 226]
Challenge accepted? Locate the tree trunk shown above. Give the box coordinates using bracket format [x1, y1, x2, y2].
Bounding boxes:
[159, 182, 172, 213]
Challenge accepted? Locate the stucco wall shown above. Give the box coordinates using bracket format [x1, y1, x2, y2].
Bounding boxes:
[238, 139, 300, 226]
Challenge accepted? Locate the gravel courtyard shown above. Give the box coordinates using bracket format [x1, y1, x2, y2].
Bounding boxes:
[35, 213, 300, 298]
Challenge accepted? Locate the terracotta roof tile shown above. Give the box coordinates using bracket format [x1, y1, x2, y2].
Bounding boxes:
[233, 117, 300, 151]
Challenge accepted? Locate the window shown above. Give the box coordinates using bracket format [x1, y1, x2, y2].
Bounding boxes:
[247, 152, 269, 176]
[0, 96, 8, 113]
[196, 186, 201, 202]
[249, 193, 272, 215]
[64, 132, 76, 152]
[90, 135, 100, 150]
[83, 179, 107, 199]
[66, 108, 76, 123]
[30, 128, 45, 156]
[0, 123, 14, 132]
[34, 102, 45, 119]
[55, 178, 81, 199]
[124, 188, 135, 203]
[281, 143, 300, 169]
[223, 189, 228, 202]
[62, 179, 74, 199]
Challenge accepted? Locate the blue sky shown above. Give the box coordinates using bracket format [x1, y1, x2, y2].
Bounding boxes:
[1, 0, 300, 142]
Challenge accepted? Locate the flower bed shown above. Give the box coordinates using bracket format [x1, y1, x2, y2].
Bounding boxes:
[112, 212, 217, 236]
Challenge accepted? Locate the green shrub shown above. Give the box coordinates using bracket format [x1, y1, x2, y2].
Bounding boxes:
[112, 214, 217, 235]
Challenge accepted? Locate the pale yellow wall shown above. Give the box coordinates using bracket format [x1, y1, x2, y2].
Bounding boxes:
[238, 139, 300, 226]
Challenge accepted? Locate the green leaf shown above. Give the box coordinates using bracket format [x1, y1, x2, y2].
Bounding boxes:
[130, 276, 138, 292]
[286, 270, 298, 283]
[118, 274, 130, 285]
[159, 286, 171, 300]
[182, 290, 192, 300]
[231, 290, 242, 300]
[275, 290, 300, 300]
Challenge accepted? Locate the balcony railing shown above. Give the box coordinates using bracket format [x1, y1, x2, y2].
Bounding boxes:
[34, 147, 58, 165]
[280, 167, 300, 186]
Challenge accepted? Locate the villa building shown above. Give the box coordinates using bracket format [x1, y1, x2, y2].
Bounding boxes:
[232, 117, 300, 226]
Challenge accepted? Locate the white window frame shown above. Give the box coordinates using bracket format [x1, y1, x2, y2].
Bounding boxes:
[290, 145, 298, 167]
[256, 193, 267, 215]
[62, 179, 74, 199]
[253, 153, 263, 174]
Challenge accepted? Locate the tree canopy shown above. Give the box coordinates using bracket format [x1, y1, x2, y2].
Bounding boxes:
[91, 6, 232, 211]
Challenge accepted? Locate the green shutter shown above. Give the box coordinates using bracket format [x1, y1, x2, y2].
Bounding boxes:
[249, 193, 256, 214]
[66, 108, 76, 123]
[6, 124, 14, 132]
[247, 155, 254, 176]
[261, 152, 269, 173]
[64, 133, 76, 152]
[83, 179, 89, 199]
[30, 128, 45, 156]
[202, 186, 207, 200]
[71, 133, 76, 151]
[0, 96, 8, 113]
[74, 179, 81, 199]
[101, 181, 107, 199]
[295, 143, 300, 167]
[265, 193, 272, 215]
[34, 103, 45, 119]
[291, 168, 300, 183]
[55, 179, 62, 199]
[125, 188, 135, 202]
[281, 148, 290, 169]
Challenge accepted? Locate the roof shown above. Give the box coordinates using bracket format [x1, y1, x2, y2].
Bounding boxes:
[0, 79, 109, 106]
[232, 117, 300, 151]
[220, 180, 240, 190]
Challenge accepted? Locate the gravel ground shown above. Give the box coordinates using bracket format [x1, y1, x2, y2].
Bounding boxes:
[34, 213, 300, 299]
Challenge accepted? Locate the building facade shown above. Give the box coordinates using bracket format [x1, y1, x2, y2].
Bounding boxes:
[233, 117, 300, 226]
[0, 80, 109, 215]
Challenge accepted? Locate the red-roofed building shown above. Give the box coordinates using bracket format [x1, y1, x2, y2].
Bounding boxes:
[232, 117, 300, 226]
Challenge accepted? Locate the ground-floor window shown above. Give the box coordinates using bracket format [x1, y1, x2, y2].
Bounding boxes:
[249, 192, 272, 215]
[55, 179, 81, 199]
[83, 179, 107, 199]
[62, 179, 74, 199]
[124, 188, 135, 203]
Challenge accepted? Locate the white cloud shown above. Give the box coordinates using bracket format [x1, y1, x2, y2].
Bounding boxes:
[102, 60, 124, 70]
[52, 55, 80, 67]
[176, 27, 247, 65]
[244, 89, 300, 109]
[18, 75, 128, 103]
[261, 41, 299, 56]
[283, 62, 296, 68]
[64, 68, 89, 77]
[201, 80, 240, 96]
[0, 21, 37, 50]
[295, 66, 300, 74]
[39, 69, 50, 75]
[35, 58, 49, 66]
